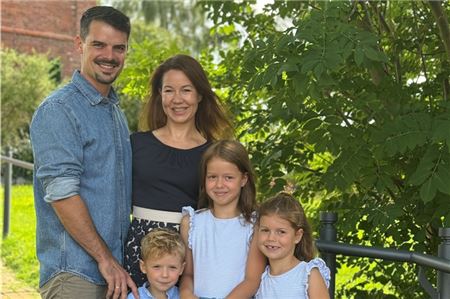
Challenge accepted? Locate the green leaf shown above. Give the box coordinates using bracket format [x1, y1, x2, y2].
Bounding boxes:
[292, 73, 307, 96]
[435, 165, 450, 195]
[219, 23, 236, 35]
[276, 35, 293, 51]
[408, 146, 440, 185]
[314, 63, 324, 78]
[432, 119, 450, 145]
[309, 83, 321, 100]
[324, 51, 341, 70]
[364, 47, 384, 62]
[277, 63, 298, 75]
[408, 167, 430, 186]
[420, 178, 437, 203]
[300, 59, 319, 74]
[354, 47, 364, 66]
[386, 204, 403, 219]
[303, 118, 322, 130]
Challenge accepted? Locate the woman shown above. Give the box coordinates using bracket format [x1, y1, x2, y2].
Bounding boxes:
[124, 54, 234, 286]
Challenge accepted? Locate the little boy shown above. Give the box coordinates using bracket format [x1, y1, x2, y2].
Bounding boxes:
[127, 228, 185, 299]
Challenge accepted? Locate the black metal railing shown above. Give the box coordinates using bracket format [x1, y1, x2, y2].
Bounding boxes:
[1, 152, 34, 238]
[317, 211, 450, 299]
[2, 153, 449, 298]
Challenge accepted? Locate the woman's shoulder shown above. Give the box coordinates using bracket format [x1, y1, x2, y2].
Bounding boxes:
[131, 130, 152, 140]
[130, 131, 154, 145]
[131, 131, 150, 136]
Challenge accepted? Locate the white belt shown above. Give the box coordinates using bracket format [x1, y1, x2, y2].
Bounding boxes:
[132, 206, 183, 224]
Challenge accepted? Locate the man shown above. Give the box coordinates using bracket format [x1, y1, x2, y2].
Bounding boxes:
[30, 6, 138, 299]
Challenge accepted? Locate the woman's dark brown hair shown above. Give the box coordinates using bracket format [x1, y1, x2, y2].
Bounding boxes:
[139, 54, 233, 141]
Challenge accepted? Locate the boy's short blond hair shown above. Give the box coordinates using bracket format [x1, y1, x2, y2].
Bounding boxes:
[140, 228, 186, 262]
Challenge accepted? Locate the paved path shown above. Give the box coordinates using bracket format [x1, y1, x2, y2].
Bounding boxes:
[1, 261, 40, 299]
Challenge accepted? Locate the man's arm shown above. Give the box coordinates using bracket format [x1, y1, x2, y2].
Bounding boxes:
[52, 195, 138, 299]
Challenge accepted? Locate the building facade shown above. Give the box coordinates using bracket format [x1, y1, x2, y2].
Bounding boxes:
[1, 0, 97, 79]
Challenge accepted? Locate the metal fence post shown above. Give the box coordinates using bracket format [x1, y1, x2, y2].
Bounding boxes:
[438, 227, 450, 298]
[319, 211, 338, 299]
[2, 149, 13, 239]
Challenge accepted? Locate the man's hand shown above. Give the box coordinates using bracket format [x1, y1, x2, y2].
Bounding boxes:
[99, 258, 138, 299]
[52, 196, 139, 298]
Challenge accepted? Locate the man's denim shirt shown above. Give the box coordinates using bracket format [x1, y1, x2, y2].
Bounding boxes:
[30, 71, 132, 287]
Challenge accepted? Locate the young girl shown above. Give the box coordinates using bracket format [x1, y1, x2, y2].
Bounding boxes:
[255, 192, 330, 299]
[180, 140, 266, 299]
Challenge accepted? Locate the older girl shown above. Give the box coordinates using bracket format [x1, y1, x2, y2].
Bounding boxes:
[180, 140, 266, 299]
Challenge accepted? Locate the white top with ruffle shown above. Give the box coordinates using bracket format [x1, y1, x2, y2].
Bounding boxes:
[182, 206, 254, 298]
[255, 258, 331, 299]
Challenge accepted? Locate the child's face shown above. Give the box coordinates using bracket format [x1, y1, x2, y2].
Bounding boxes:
[257, 214, 303, 263]
[205, 157, 248, 211]
[139, 253, 185, 295]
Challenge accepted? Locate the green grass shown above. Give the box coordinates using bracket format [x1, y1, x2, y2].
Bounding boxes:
[0, 184, 39, 288]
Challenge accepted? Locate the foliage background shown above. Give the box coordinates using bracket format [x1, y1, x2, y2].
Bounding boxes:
[198, 1, 450, 297]
[1, 49, 57, 148]
[1, 1, 449, 297]
[1, 49, 58, 182]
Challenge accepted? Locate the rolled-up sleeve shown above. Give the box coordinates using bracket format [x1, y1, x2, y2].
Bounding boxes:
[30, 101, 83, 202]
[42, 176, 80, 203]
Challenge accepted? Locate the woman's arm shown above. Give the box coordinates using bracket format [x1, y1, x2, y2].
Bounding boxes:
[179, 215, 198, 299]
[225, 229, 267, 299]
[308, 268, 330, 299]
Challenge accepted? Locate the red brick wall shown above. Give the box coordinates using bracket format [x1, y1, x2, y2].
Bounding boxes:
[1, 0, 97, 79]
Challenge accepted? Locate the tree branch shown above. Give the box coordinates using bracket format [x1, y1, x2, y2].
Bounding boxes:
[428, 1, 450, 102]
[357, 1, 387, 86]
[370, 1, 402, 83]
[428, 1, 450, 61]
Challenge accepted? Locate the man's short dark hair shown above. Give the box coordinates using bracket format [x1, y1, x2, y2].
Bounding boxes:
[80, 6, 130, 40]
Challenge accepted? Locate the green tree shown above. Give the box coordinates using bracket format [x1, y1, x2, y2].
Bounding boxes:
[110, 0, 209, 54]
[1, 48, 57, 153]
[201, 1, 450, 297]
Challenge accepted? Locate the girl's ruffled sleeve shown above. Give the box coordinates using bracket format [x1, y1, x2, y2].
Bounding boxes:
[304, 258, 331, 296]
[181, 206, 195, 249]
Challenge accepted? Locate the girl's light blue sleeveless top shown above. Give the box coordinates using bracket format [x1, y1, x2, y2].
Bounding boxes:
[255, 258, 330, 299]
[182, 207, 254, 298]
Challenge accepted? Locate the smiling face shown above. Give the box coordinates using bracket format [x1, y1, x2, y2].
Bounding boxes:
[140, 253, 185, 297]
[258, 214, 303, 264]
[205, 157, 248, 213]
[160, 69, 200, 127]
[76, 20, 128, 96]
